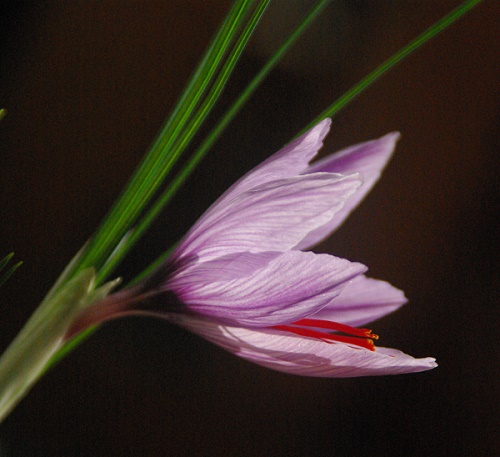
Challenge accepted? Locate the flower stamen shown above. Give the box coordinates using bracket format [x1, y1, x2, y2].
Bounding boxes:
[271, 318, 378, 351]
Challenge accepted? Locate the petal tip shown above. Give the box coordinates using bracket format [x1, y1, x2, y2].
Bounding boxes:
[381, 131, 401, 150]
[304, 118, 332, 150]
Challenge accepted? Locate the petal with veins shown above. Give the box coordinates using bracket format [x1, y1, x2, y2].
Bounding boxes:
[215, 118, 332, 205]
[169, 313, 437, 377]
[176, 173, 362, 262]
[297, 132, 400, 249]
[311, 275, 407, 327]
[169, 250, 366, 327]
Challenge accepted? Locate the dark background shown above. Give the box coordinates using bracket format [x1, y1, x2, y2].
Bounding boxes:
[0, 1, 497, 456]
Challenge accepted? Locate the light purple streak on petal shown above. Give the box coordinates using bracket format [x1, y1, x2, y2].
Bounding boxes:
[311, 275, 407, 327]
[168, 313, 437, 377]
[167, 251, 281, 285]
[175, 173, 362, 263]
[169, 250, 367, 327]
[297, 132, 400, 250]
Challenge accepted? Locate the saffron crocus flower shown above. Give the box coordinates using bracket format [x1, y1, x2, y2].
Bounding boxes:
[71, 119, 436, 377]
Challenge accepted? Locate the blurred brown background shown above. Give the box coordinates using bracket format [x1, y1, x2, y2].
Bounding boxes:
[0, 1, 497, 456]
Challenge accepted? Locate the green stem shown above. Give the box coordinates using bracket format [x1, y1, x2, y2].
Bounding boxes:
[0, 269, 96, 424]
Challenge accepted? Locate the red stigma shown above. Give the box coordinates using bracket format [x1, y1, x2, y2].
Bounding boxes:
[271, 318, 378, 351]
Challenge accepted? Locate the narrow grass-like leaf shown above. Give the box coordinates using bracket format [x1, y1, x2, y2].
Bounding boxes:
[0, 253, 14, 272]
[300, 0, 482, 134]
[0, 253, 22, 288]
[128, 245, 175, 286]
[75, 0, 257, 278]
[122, 0, 333, 285]
[96, 0, 272, 283]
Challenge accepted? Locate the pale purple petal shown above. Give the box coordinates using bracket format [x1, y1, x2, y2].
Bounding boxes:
[168, 250, 366, 327]
[168, 313, 437, 377]
[175, 173, 362, 263]
[216, 118, 331, 204]
[297, 132, 400, 249]
[311, 275, 407, 327]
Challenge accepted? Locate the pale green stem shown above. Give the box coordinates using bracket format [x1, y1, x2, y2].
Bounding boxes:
[0, 269, 95, 424]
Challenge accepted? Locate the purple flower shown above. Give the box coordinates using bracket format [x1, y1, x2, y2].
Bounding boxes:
[73, 119, 436, 377]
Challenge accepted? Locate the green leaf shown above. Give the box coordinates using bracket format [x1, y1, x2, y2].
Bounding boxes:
[301, 0, 483, 134]
[95, 0, 272, 283]
[74, 0, 260, 280]
[0, 253, 22, 289]
[127, 0, 333, 284]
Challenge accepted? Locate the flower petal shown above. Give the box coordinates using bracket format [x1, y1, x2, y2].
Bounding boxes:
[168, 313, 437, 377]
[167, 251, 281, 284]
[217, 118, 331, 203]
[297, 132, 400, 249]
[311, 275, 407, 327]
[175, 173, 362, 263]
[168, 250, 366, 327]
